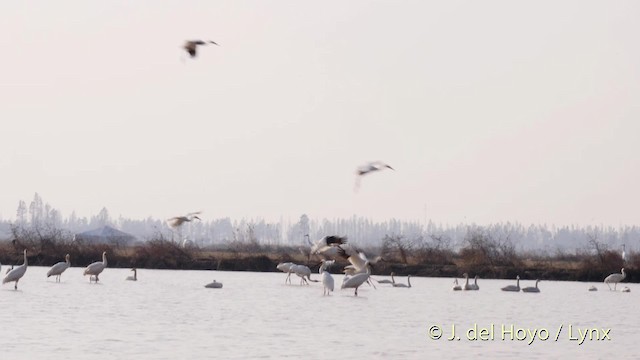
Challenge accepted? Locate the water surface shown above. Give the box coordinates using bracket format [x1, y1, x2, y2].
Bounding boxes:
[0, 267, 637, 359]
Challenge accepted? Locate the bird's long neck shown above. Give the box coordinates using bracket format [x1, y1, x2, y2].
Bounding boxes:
[474, 277, 478, 286]
[464, 275, 469, 286]
[23, 250, 28, 267]
[133, 269, 137, 280]
[535, 280, 540, 288]
[407, 276, 411, 287]
[102, 253, 107, 266]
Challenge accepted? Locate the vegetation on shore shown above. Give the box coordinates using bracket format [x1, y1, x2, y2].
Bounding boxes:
[0, 224, 637, 284]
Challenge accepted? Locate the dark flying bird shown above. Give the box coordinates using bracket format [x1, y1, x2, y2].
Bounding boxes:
[183, 40, 219, 58]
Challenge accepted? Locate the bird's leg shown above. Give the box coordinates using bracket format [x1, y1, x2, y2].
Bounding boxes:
[355, 287, 358, 296]
[614, 283, 617, 291]
[14, 280, 18, 290]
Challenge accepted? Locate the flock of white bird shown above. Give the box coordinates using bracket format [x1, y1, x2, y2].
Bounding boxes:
[0, 232, 630, 294]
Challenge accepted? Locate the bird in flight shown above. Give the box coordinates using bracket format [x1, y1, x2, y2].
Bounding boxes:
[167, 211, 202, 229]
[183, 40, 219, 58]
[354, 161, 395, 191]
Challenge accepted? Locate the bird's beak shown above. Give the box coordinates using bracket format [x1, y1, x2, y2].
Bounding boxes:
[387, 165, 395, 170]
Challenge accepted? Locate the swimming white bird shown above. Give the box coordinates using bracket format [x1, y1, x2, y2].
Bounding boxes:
[126, 268, 137, 281]
[604, 268, 626, 291]
[621, 286, 630, 293]
[522, 279, 541, 293]
[462, 273, 474, 290]
[375, 272, 395, 285]
[84, 251, 107, 283]
[392, 274, 412, 288]
[47, 254, 70, 282]
[167, 212, 202, 229]
[183, 40, 219, 58]
[320, 260, 335, 296]
[291, 264, 318, 285]
[452, 278, 462, 291]
[3, 249, 28, 290]
[468, 275, 480, 290]
[341, 262, 371, 296]
[205, 280, 223, 288]
[276, 262, 295, 284]
[354, 161, 395, 190]
[501, 275, 520, 292]
[588, 285, 598, 291]
[309, 235, 348, 257]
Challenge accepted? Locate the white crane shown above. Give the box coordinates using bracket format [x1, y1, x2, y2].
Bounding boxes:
[320, 260, 335, 296]
[341, 262, 372, 296]
[3, 249, 28, 290]
[392, 274, 412, 288]
[604, 268, 626, 291]
[276, 262, 296, 284]
[354, 161, 395, 191]
[522, 279, 541, 293]
[205, 280, 223, 288]
[183, 40, 219, 58]
[338, 245, 382, 288]
[126, 268, 137, 281]
[84, 251, 108, 283]
[501, 275, 520, 292]
[291, 264, 318, 285]
[47, 254, 71, 282]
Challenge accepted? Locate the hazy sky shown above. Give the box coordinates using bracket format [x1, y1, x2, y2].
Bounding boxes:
[1, 1, 639, 226]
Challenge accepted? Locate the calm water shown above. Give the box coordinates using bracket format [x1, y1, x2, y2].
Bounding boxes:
[0, 266, 637, 359]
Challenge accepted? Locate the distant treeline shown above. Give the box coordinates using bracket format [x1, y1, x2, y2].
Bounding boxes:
[1, 194, 639, 256]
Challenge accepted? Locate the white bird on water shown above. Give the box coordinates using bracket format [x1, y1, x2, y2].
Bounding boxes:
[276, 262, 295, 284]
[376, 272, 395, 285]
[501, 275, 520, 292]
[3, 249, 28, 290]
[205, 280, 223, 288]
[126, 268, 137, 281]
[320, 260, 335, 296]
[452, 278, 462, 291]
[392, 274, 412, 288]
[588, 285, 598, 291]
[291, 264, 319, 285]
[522, 279, 541, 293]
[354, 161, 395, 191]
[341, 261, 372, 296]
[84, 251, 107, 283]
[462, 273, 474, 290]
[47, 254, 71, 282]
[604, 268, 626, 291]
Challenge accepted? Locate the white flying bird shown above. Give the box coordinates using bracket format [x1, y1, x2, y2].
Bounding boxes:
[354, 161, 395, 190]
[167, 212, 202, 229]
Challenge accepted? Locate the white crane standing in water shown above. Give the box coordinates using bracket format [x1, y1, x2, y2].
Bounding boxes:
[3, 249, 28, 290]
[47, 254, 71, 282]
[84, 251, 108, 283]
[354, 161, 395, 191]
[320, 260, 335, 296]
[604, 268, 626, 291]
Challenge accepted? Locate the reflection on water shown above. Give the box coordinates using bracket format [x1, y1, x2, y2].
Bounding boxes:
[0, 267, 637, 359]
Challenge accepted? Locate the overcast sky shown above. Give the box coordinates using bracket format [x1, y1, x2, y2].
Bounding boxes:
[1, 1, 639, 226]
